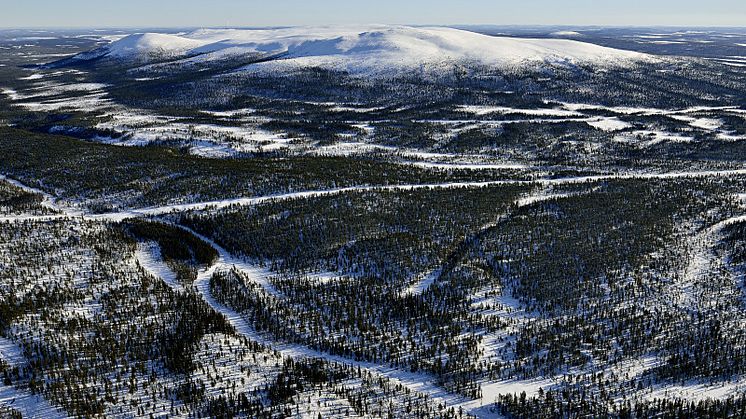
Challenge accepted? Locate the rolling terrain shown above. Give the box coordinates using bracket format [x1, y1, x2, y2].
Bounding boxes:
[1, 25, 746, 418]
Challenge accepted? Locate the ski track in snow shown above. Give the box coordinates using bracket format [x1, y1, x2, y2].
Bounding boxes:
[0, 337, 67, 418]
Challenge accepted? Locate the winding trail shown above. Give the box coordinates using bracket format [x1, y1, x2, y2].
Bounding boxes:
[170, 198, 580, 416]
[172, 223, 470, 411]
[3, 168, 746, 223]
[170, 224, 283, 299]
[0, 175, 56, 209]
[0, 174, 79, 216]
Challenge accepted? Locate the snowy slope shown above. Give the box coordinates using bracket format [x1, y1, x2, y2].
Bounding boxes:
[75, 25, 654, 75]
[106, 33, 205, 58]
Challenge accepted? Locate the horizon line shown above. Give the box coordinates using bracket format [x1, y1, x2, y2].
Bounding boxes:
[2, 23, 746, 31]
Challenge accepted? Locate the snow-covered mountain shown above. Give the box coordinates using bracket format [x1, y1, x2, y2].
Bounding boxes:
[70, 25, 655, 76]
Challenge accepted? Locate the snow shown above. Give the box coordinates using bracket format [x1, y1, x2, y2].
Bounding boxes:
[476, 377, 555, 403]
[678, 214, 746, 293]
[9, 172, 746, 417]
[678, 226, 716, 308]
[27, 81, 109, 93]
[0, 337, 67, 418]
[312, 142, 394, 156]
[459, 105, 582, 117]
[105, 33, 205, 58]
[0, 214, 69, 223]
[551, 31, 583, 37]
[615, 130, 695, 147]
[669, 114, 723, 130]
[690, 118, 723, 130]
[135, 242, 181, 291]
[647, 379, 746, 403]
[586, 117, 633, 132]
[0, 174, 63, 214]
[18, 73, 44, 80]
[403, 190, 590, 297]
[200, 108, 256, 118]
[94, 114, 291, 157]
[18, 93, 112, 112]
[2, 168, 745, 226]
[176, 225, 282, 299]
[711, 57, 746, 67]
[79, 167, 746, 222]
[2, 80, 113, 113]
[166, 223, 469, 412]
[466, 286, 555, 415]
[407, 161, 529, 171]
[0, 88, 22, 101]
[647, 40, 686, 45]
[562, 102, 741, 118]
[401, 268, 442, 296]
[86, 25, 653, 75]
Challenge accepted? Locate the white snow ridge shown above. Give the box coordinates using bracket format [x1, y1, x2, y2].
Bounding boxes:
[81, 25, 654, 76]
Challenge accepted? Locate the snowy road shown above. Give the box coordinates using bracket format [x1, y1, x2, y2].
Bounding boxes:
[135, 242, 182, 291]
[172, 219, 576, 417]
[77, 167, 746, 221]
[2, 168, 746, 224]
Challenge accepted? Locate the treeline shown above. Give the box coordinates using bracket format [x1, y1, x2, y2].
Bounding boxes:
[495, 389, 746, 419]
[123, 219, 218, 265]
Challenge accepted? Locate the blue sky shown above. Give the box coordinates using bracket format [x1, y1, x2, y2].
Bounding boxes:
[3, 0, 745, 28]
